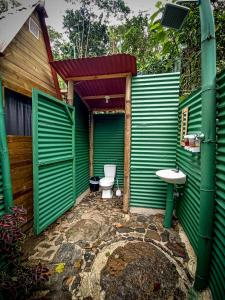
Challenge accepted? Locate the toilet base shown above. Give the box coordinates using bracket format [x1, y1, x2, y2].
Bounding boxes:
[102, 189, 113, 199]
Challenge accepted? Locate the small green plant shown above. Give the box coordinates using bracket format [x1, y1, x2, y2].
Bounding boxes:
[0, 207, 50, 299]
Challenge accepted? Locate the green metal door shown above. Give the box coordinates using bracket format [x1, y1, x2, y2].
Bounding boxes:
[32, 89, 75, 234]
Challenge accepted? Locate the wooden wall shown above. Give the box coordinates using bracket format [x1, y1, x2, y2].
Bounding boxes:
[0, 11, 57, 98]
[8, 136, 33, 231]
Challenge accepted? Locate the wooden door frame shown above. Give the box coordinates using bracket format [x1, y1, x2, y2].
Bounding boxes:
[123, 75, 132, 213]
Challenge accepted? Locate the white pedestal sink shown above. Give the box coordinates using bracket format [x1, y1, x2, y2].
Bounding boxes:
[156, 169, 186, 185]
[156, 169, 186, 228]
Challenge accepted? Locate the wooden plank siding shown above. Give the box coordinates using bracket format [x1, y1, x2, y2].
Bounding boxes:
[0, 11, 57, 98]
[7, 136, 33, 231]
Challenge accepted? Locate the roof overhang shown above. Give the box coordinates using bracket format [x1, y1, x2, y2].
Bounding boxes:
[51, 54, 137, 111]
[0, 0, 44, 54]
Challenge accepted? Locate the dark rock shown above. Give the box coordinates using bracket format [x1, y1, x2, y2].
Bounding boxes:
[169, 231, 181, 243]
[161, 230, 170, 242]
[166, 242, 187, 259]
[84, 251, 95, 262]
[117, 227, 134, 233]
[76, 240, 90, 248]
[39, 243, 52, 249]
[84, 260, 94, 271]
[135, 227, 145, 233]
[148, 223, 157, 231]
[100, 242, 182, 300]
[145, 230, 161, 241]
[153, 282, 161, 292]
[70, 274, 81, 291]
[66, 219, 103, 242]
[62, 276, 74, 292]
[45, 290, 72, 300]
[136, 215, 147, 223]
[126, 236, 135, 241]
[55, 236, 64, 246]
[54, 244, 82, 264]
[48, 265, 75, 293]
[44, 250, 55, 259]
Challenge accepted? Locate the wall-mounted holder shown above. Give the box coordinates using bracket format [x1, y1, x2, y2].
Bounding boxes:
[183, 133, 204, 153]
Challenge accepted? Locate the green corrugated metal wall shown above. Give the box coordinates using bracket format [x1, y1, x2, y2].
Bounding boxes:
[175, 71, 225, 299]
[32, 89, 75, 234]
[0, 164, 4, 216]
[75, 95, 89, 198]
[130, 73, 180, 208]
[176, 90, 202, 253]
[209, 70, 225, 300]
[93, 114, 124, 186]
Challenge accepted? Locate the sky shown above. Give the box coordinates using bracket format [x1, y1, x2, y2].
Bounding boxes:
[45, 0, 166, 33]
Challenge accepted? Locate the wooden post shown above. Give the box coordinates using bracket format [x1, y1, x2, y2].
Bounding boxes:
[67, 80, 74, 105]
[89, 112, 94, 177]
[123, 75, 132, 213]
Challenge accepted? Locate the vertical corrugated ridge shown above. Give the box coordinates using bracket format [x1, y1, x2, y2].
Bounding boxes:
[93, 114, 124, 186]
[33, 90, 75, 234]
[209, 69, 225, 300]
[176, 89, 202, 253]
[75, 96, 89, 198]
[130, 73, 180, 208]
[0, 162, 4, 216]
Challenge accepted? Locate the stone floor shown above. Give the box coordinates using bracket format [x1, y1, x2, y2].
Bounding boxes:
[23, 191, 197, 300]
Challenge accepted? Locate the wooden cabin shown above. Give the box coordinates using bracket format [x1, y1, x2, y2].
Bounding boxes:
[0, 0, 60, 230]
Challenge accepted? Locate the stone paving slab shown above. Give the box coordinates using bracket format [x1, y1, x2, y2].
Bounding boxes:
[24, 192, 200, 300]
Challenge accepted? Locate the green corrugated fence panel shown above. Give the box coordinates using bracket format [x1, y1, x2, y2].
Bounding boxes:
[93, 114, 124, 187]
[0, 154, 4, 217]
[209, 70, 225, 300]
[176, 89, 202, 253]
[75, 96, 89, 198]
[130, 73, 180, 208]
[32, 89, 75, 235]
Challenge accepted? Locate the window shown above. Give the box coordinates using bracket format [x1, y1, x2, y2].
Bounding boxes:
[29, 17, 39, 39]
[180, 107, 189, 146]
[4, 89, 32, 136]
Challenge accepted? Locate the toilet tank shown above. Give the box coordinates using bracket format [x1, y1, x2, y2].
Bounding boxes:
[104, 164, 116, 178]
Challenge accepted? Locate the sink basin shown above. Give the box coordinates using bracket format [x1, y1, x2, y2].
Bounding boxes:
[156, 169, 186, 185]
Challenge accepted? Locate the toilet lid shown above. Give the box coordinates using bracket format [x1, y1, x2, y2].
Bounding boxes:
[100, 177, 114, 186]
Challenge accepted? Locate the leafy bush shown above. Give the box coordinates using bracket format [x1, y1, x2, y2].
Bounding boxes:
[0, 207, 50, 299]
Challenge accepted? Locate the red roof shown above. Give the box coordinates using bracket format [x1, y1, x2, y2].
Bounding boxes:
[51, 54, 137, 110]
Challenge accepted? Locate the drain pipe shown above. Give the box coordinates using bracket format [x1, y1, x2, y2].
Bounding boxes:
[0, 83, 13, 212]
[194, 0, 217, 291]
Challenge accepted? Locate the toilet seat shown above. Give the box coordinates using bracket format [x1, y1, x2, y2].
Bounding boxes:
[99, 177, 114, 187]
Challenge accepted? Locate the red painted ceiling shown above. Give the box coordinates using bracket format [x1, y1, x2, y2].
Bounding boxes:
[51, 54, 137, 110]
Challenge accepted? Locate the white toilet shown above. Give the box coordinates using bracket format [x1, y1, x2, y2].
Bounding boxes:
[99, 164, 116, 199]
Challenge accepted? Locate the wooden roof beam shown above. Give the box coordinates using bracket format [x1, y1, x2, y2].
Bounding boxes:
[92, 108, 125, 113]
[83, 94, 125, 100]
[67, 72, 131, 81]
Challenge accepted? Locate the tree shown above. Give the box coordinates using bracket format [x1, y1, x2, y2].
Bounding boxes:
[62, 0, 130, 58]
[47, 26, 72, 60]
[0, 0, 20, 14]
[108, 0, 225, 95]
[63, 8, 109, 58]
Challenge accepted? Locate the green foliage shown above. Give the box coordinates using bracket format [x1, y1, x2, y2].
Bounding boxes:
[63, 7, 109, 58]
[47, 26, 72, 60]
[47, 0, 225, 95]
[0, 207, 50, 299]
[61, 0, 130, 58]
[0, 0, 20, 14]
[108, 0, 225, 95]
